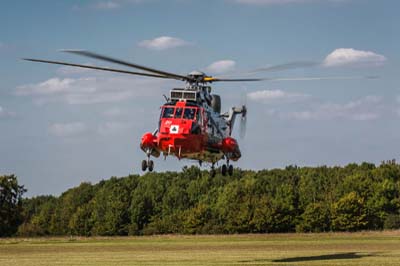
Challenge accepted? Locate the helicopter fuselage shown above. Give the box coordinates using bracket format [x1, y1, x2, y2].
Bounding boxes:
[141, 98, 241, 166]
[140, 85, 244, 174]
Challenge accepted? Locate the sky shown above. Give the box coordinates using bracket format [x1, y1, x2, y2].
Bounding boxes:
[0, 0, 399, 196]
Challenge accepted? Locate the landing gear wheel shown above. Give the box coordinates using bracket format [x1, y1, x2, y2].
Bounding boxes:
[210, 163, 216, 177]
[148, 160, 154, 172]
[221, 164, 227, 176]
[210, 169, 216, 177]
[141, 160, 147, 171]
[228, 165, 234, 176]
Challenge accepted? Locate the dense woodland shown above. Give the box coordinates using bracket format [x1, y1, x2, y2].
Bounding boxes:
[2, 161, 400, 237]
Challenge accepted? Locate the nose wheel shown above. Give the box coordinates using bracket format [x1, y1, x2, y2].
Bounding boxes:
[142, 152, 154, 172]
[228, 164, 233, 176]
[221, 164, 227, 176]
[221, 160, 233, 176]
[210, 163, 216, 177]
[141, 159, 154, 172]
[141, 147, 155, 172]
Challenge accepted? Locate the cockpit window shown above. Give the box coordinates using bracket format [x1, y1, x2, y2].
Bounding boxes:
[162, 107, 174, 118]
[175, 108, 183, 118]
[183, 108, 196, 120]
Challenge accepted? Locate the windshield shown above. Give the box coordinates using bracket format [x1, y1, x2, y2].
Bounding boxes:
[183, 108, 196, 120]
[162, 107, 174, 118]
[175, 108, 183, 118]
[161, 106, 199, 120]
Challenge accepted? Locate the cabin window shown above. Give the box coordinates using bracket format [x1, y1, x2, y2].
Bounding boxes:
[183, 108, 196, 120]
[162, 107, 174, 118]
[175, 108, 183, 118]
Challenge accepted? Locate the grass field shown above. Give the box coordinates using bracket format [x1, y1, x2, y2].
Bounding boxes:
[1, 231, 400, 265]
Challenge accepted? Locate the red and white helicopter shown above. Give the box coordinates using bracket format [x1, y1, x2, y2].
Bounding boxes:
[24, 51, 373, 176]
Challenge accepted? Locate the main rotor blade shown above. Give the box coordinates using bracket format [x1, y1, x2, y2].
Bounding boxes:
[248, 61, 319, 74]
[62, 50, 189, 81]
[204, 77, 264, 82]
[206, 75, 377, 83]
[22, 58, 172, 79]
[262, 76, 379, 81]
[217, 61, 319, 79]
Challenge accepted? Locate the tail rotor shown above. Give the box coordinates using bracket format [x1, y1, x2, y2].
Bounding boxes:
[239, 90, 247, 139]
[239, 105, 247, 139]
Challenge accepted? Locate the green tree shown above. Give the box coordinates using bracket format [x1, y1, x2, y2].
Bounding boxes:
[50, 182, 95, 235]
[183, 203, 212, 234]
[332, 192, 368, 231]
[130, 173, 167, 234]
[20, 195, 56, 223]
[384, 214, 400, 229]
[12, 162, 400, 236]
[215, 177, 258, 233]
[296, 202, 330, 232]
[69, 203, 94, 236]
[91, 177, 136, 235]
[0, 175, 26, 236]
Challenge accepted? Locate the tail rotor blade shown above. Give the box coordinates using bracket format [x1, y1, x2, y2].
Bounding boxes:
[238, 89, 247, 139]
[240, 115, 246, 139]
[239, 103, 247, 139]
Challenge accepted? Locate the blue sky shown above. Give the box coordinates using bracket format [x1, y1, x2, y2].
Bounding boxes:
[0, 0, 399, 196]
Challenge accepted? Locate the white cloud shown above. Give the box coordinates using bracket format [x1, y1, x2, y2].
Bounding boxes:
[49, 122, 88, 137]
[0, 106, 16, 118]
[205, 60, 236, 74]
[16, 76, 168, 105]
[235, 0, 308, 4]
[56, 64, 96, 75]
[248, 89, 310, 103]
[277, 95, 383, 121]
[97, 121, 132, 136]
[95, 1, 120, 9]
[74, 0, 149, 11]
[103, 107, 124, 117]
[138, 36, 191, 51]
[49, 120, 134, 137]
[233, 0, 348, 5]
[323, 48, 386, 67]
[16, 78, 75, 96]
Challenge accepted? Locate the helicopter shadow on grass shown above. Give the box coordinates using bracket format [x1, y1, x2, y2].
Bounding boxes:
[239, 252, 377, 264]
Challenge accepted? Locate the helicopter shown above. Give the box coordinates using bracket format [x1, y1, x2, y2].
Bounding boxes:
[24, 50, 374, 176]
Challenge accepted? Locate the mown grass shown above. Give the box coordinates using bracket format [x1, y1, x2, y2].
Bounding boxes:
[1, 231, 400, 265]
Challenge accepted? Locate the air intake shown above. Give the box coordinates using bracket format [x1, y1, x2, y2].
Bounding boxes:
[170, 89, 197, 101]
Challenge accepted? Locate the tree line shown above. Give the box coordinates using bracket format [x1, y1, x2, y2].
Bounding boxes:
[1, 161, 400, 237]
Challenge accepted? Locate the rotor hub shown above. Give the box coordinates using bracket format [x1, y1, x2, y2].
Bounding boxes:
[187, 70, 208, 84]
